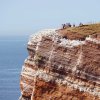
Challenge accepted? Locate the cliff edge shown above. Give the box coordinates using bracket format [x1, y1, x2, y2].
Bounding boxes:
[19, 24, 100, 100]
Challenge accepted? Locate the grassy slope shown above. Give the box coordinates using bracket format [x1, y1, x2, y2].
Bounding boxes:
[58, 23, 100, 40]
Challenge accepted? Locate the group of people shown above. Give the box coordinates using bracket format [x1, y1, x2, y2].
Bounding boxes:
[62, 22, 84, 29]
[62, 23, 72, 29]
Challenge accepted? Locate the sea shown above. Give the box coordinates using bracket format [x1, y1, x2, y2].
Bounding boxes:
[0, 35, 29, 100]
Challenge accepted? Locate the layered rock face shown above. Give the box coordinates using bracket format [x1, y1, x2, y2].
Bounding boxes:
[19, 29, 100, 100]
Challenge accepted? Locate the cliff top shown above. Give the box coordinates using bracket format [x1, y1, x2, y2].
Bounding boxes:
[58, 23, 100, 40]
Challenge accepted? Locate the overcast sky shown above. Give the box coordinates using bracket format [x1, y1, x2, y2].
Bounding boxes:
[0, 0, 100, 35]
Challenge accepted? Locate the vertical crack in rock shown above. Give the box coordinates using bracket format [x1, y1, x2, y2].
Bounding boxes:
[19, 29, 100, 100]
[72, 45, 83, 72]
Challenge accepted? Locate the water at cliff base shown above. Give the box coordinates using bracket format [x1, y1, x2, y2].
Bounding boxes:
[0, 35, 28, 100]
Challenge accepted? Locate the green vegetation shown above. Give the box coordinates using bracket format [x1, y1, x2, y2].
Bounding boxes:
[67, 23, 100, 36]
[59, 23, 100, 40]
[34, 53, 46, 67]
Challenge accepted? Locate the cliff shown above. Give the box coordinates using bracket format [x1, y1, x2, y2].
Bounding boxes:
[19, 24, 100, 100]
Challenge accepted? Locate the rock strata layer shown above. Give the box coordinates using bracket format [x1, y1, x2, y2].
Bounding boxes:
[19, 29, 100, 100]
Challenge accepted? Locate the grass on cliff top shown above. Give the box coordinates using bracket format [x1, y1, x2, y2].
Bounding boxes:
[67, 23, 100, 35]
[58, 23, 100, 40]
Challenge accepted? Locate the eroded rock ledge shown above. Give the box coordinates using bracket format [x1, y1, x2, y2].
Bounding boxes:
[19, 29, 100, 100]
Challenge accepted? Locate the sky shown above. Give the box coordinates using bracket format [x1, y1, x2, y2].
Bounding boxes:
[0, 0, 100, 35]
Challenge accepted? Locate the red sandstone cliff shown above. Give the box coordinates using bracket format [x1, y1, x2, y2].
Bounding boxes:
[19, 24, 100, 100]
